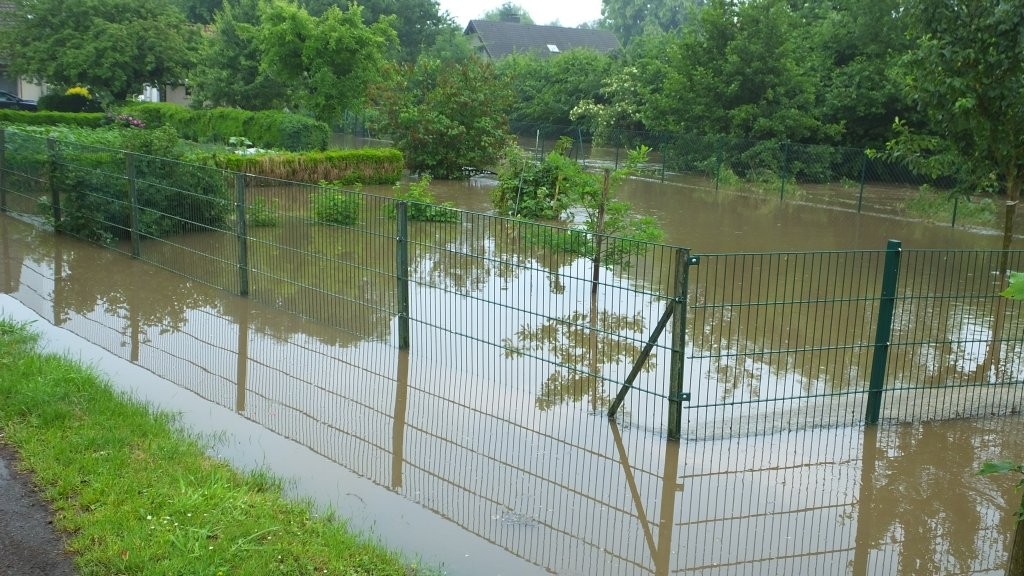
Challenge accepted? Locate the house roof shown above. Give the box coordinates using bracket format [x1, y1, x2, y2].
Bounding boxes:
[464, 20, 621, 60]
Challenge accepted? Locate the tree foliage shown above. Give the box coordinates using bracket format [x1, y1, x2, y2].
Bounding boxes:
[371, 56, 513, 179]
[888, 0, 1024, 253]
[0, 0, 197, 101]
[259, 0, 396, 123]
[497, 49, 613, 127]
[601, 0, 703, 46]
[482, 2, 534, 24]
[191, 0, 289, 110]
[301, 0, 457, 63]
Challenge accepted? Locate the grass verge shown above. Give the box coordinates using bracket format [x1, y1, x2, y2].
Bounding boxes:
[0, 319, 422, 576]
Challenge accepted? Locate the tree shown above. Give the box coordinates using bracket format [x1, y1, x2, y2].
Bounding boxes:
[0, 0, 198, 101]
[172, 0, 223, 24]
[601, 0, 704, 46]
[979, 272, 1024, 576]
[191, 0, 289, 110]
[482, 2, 534, 24]
[371, 56, 514, 179]
[497, 48, 614, 127]
[301, 0, 458, 63]
[888, 0, 1024, 261]
[259, 0, 397, 123]
[625, 0, 839, 151]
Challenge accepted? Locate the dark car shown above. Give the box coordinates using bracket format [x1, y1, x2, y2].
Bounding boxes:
[0, 90, 38, 111]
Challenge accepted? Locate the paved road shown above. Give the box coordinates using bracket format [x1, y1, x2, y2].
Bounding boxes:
[0, 442, 78, 576]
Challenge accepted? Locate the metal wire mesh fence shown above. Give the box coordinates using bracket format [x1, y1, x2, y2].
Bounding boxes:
[3, 148, 1022, 575]
[2, 129, 1023, 442]
[508, 123, 1014, 232]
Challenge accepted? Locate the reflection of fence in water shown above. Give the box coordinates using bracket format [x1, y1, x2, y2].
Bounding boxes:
[685, 248, 1024, 438]
[2, 219, 1019, 576]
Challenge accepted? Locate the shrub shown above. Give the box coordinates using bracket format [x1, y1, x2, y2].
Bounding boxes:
[124, 103, 329, 151]
[388, 175, 459, 222]
[211, 148, 403, 185]
[312, 187, 362, 226]
[20, 126, 232, 244]
[0, 110, 106, 127]
[247, 197, 281, 227]
[37, 92, 102, 113]
[493, 146, 597, 219]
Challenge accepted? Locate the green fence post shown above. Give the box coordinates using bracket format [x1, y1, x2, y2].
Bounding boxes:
[396, 201, 410, 350]
[234, 173, 249, 297]
[779, 141, 789, 201]
[47, 137, 61, 229]
[668, 248, 695, 440]
[127, 153, 141, 258]
[951, 196, 959, 228]
[614, 143, 620, 171]
[0, 129, 7, 213]
[865, 239, 902, 425]
[857, 150, 868, 213]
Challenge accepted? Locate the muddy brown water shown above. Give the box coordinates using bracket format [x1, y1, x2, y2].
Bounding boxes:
[1, 172, 1022, 575]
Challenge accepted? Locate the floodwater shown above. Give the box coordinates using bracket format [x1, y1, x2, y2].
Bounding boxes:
[1, 169, 1023, 575]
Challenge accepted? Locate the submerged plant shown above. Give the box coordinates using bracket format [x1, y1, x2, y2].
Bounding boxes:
[389, 174, 459, 223]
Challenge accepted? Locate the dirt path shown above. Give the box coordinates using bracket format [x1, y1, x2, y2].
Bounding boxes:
[0, 441, 78, 576]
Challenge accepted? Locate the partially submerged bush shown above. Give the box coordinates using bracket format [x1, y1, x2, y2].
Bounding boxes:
[388, 175, 459, 222]
[312, 185, 362, 226]
[212, 148, 403, 185]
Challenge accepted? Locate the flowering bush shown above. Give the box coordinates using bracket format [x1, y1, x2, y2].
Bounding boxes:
[65, 86, 92, 99]
[106, 113, 146, 129]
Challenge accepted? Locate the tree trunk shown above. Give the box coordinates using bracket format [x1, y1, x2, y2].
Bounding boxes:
[591, 170, 610, 297]
[1008, 501, 1024, 576]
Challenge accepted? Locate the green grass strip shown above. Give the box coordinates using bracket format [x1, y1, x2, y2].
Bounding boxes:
[0, 319, 423, 576]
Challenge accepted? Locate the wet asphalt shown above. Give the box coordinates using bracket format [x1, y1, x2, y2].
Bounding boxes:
[0, 441, 77, 576]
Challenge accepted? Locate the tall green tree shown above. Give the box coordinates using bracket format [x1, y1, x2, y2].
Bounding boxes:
[482, 2, 534, 24]
[803, 0, 914, 147]
[301, 0, 457, 63]
[497, 49, 614, 127]
[601, 0, 703, 45]
[191, 0, 288, 110]
[654, 0, 840, 143]
[371, 56, 513, 179]
[172, 0, 223, 24]
[888, 0, 1024, 257]
[259, 0, 397, 122]
[0, 0, 198, 101]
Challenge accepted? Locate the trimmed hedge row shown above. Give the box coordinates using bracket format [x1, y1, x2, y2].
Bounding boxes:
[0, 110, 106, 127]
[211, 148, 404, 185]
[124, 103, 329, 152]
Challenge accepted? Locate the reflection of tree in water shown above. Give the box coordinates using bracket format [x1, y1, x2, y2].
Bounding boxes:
[408, 217, 575, 296]
[248, 221, 392, 345]
[858, 423, 997, 575]
[502, 302, 652, 412]
[50, 244, 219, 339]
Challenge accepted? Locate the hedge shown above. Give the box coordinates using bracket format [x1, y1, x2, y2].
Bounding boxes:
[124, 103, 329, 152]
[211, 148, 404, 185]
[0, 110, 106, 128]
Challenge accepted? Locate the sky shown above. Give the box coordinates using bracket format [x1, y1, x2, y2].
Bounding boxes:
[437, 0, 604, 28]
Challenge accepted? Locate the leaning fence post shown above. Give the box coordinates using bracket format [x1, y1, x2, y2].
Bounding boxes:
[668, 248, 695, 440]
[865, 239, 902, 424]
[127, 153, 141, 258]
[0, 129, 7, 213]
[47, 137, 61, 229]
[396, 201, 411, 350]
[234, 173, 250, 296]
